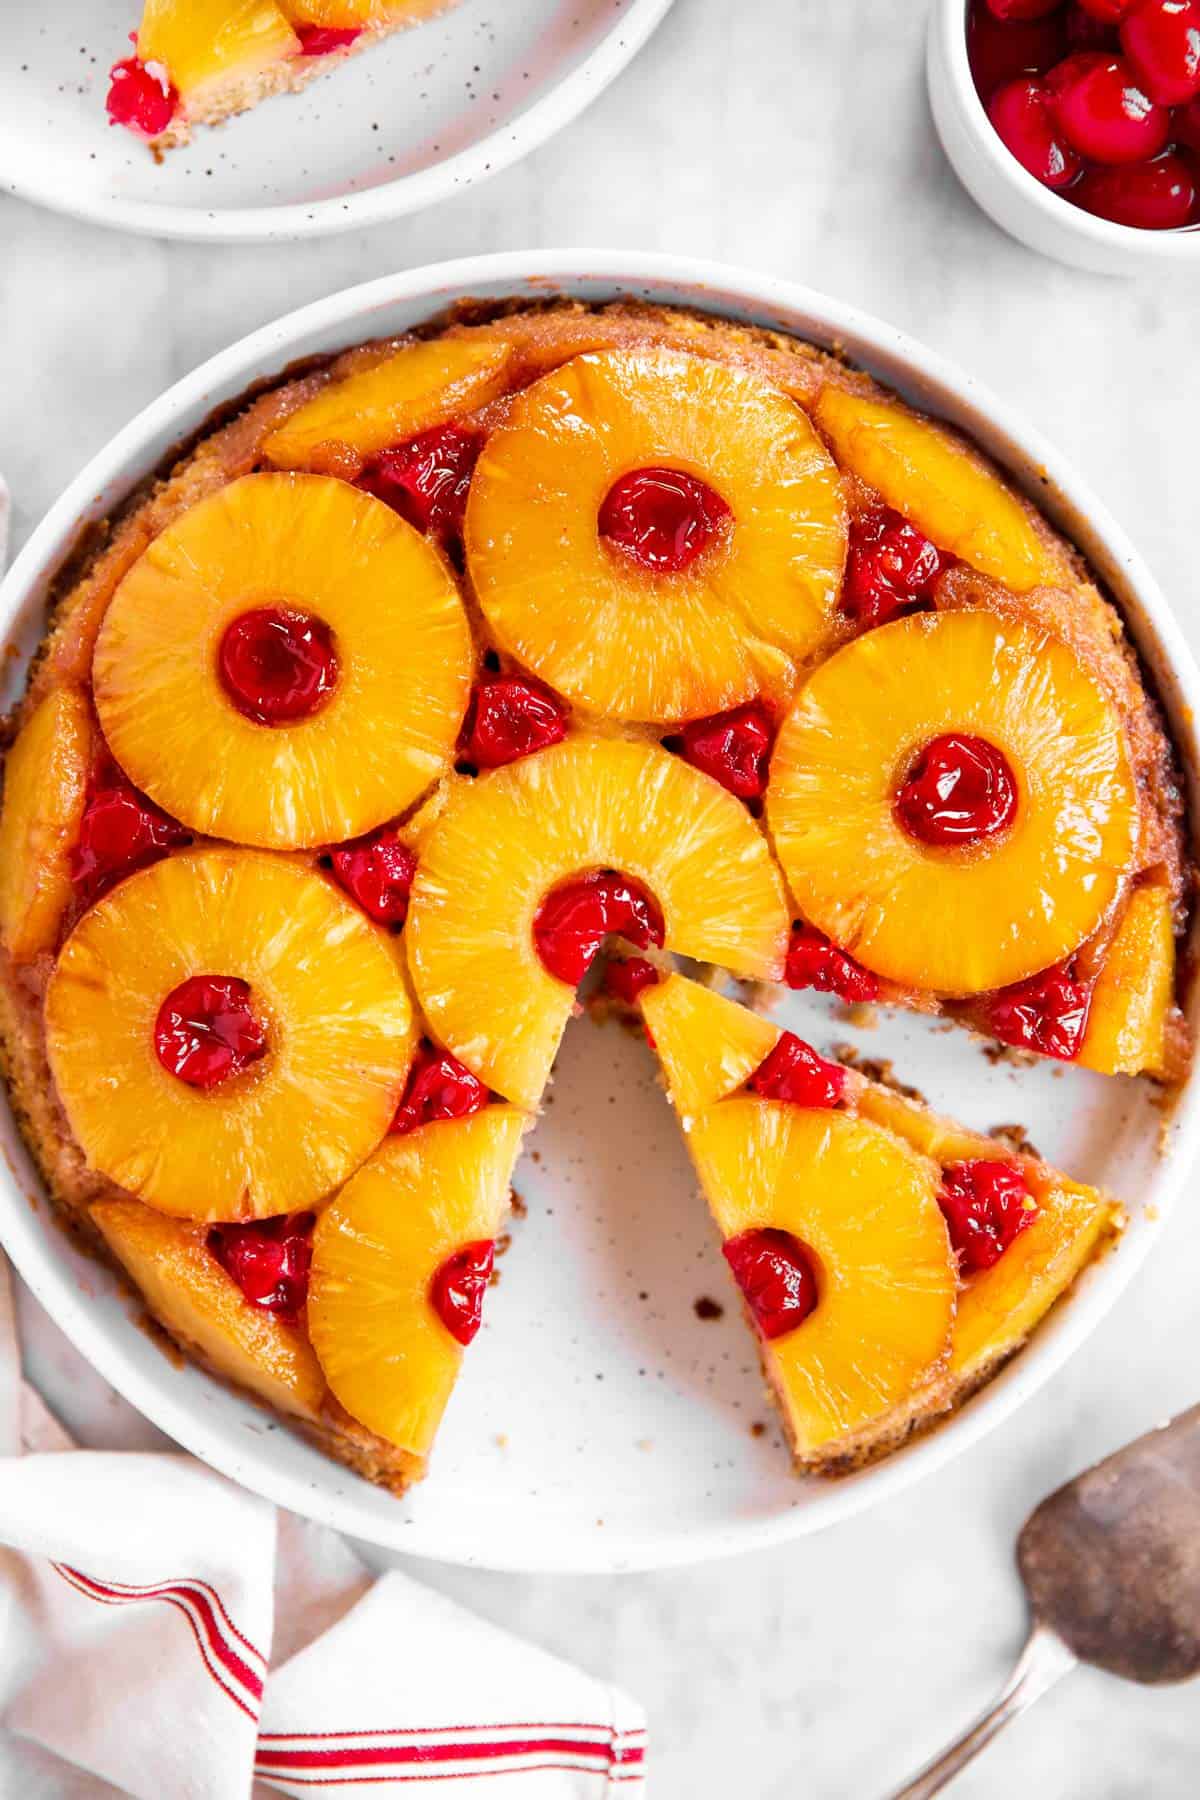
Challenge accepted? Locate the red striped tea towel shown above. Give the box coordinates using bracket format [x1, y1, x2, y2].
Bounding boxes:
[0, 1252, 646, 1798]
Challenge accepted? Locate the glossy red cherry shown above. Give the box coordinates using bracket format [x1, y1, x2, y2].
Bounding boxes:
[1120, 0, 1200, 101]
[1065, 6, 1122, 49]
[430, 1240, 496, 1345]
[295, 25, 362, 53]
[603, 957, 662, 1005]
[784, 924, 881, 1004]
[458, 673, 568, 769]
[938, 1160, 1038, 1273]
[988, 76, 1086, 184]
[1047, 51, 1170, 158]
[969, 2, 1069, 96]
[1175, 92, 1200, 145]
[896, 734, 1019, 848]
[329, 829, 416, 927]
[985, 0, 1065, 18]
[985, 963, 1092, 1059]
[1073, 147, 1198, 221]
[106, 53, 178, 137]
[218, 607, 338, 726]
[748, 1032, 845, 1108]
[71, 768, 191, 908]
[843, 506, 947, 628]
[598, 467, 731, 574]
[207, 1213, 315, 1323]
[669, 702, 774, 800]
[154, 975, 269, 1089]
[723, 1229, 819, 1340]
[357, 424, 483, 541]
[1076, 0, 1137, 20]
[392, 1041, 489, 1136]
[533, 871, 665, 987]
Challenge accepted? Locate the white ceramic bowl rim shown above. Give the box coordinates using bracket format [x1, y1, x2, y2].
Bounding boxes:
[3, 249, 1199, 1572]
[933, 0, 1200, 264]
[0, 0, 675, 243]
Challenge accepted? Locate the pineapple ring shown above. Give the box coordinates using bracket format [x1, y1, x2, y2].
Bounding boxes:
[93, 473, 472, 851]
[767, 611, 1137, 996]
[45, 849, 416, 1222]
[687, 1098, 956, 1456]
[307, 1107, 527, 1459]
[464, 349, 847, 724]
[0, 686, 92, 963]
[406, 734, 790, 1110]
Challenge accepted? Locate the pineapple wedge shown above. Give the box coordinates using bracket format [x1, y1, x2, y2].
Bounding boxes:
[307, 1106, 526, 1465]
[93, 473, 472, 850]
[0, 687, 91, 962]
[138, 0, 299, 102]
[466, 348, 846, 723]
[263, 338, 512, 472]
[46, 849, 415, 1221]
[1077, 882, 1175, 1077]
[92, 1198, 326, 1420]
[767, 610, 1137, 995]
[814, 384, 1056, 594]
[407, 735, 790, 1109]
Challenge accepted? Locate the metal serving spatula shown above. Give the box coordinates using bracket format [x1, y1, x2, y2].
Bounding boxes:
[888, 1405, 1200, 1797]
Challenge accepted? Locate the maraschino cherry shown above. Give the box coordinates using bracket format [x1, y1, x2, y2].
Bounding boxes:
[668, 702, 773, 800]
[984, 962, 1092, 1059]
[72, 764, 191, 908]
[357, 424, 482, 542]
[896, 734, 1019, 848]
[533, 871, 665, 986]
[219, 607, 338, 726]
[603, 957, 662, 1005]
[329, 829, 417, 927]
[295, 26, 362, 54]
[938, 1160, 1039, 1272]
[154, 975, 269, 1089]
[207, 1213, 315, 1322]
[723, 1229, 819, 1339]
[748, 1032, 846, 1108]
[392, 1041, 490, 1135]
[106, 47, 178, 138]
[842, 507, 947, 628]
[599, 467, 731, 573]
[458, 672, 568, 769]
[784, 924, 881, 1004]
[430, 1242, 496, 1345]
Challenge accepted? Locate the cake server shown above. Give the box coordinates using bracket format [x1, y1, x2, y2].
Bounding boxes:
[888, 1404, 1200, 1797]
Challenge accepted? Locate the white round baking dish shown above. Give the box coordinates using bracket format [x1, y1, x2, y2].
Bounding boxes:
[2, 250, 1197, 1572]
[927, 0, 1200, 276]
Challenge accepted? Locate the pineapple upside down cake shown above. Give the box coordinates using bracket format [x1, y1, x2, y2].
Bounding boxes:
[0, 299, 1191, 1492]
[105, 0, 459, 150]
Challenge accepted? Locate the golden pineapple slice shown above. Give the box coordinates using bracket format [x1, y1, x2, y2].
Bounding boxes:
[853, 1082, 1116, 1388]
[45, 849, 415, 1221]
[262, 338, 512, 472]
[767, 611, 1137, 995]
[687, 1099, 956, 1459]
[814, 385, 1056, 594]
[284, 0, 451, 27]
[93, 473, 472, 850]
[307, 1107, 526, 1463]
[0, 687, 91, 962]
[640, 971, 780, 1116]
[407, 735, 790, 1109]
[138, 0, 299, 101]
[1077, 882, 1174, 1076]
[92, 1198, 326, 1420]
[465, 348, 847, 723]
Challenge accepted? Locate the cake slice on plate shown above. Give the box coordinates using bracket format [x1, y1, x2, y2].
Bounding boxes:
[635, 970, 1117, 1472]
[106, 0, 457, 150]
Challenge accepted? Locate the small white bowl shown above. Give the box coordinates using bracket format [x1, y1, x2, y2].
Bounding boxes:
[2, 252, 1199, 1572]
[927, 0, 1200, 276]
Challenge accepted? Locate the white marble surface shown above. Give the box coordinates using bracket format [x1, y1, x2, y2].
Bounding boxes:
[3, 1, 1200, 1793]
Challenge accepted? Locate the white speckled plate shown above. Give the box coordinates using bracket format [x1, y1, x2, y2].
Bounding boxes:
[0, 0, 673, 241]
[2, 253, 1198, 1572]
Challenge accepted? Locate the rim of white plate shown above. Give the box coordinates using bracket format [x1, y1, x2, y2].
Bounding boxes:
[2, 250, 1198, 1572]
[0, 0, 675, 243]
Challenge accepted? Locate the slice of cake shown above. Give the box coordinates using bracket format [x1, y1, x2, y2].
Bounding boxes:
[106, 0, 457, 151]
[637, 971, 1117, 1471]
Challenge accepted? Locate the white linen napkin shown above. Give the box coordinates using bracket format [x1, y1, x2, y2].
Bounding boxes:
[0, 1253, 646, 1800]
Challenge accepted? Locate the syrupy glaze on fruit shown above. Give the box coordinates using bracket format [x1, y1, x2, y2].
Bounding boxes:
[533, 870, 666, 986]
[295, 26, 362, 55]
[2, 295, 1190, 1501]
[970, 0, 1200, 230]
[218, 606, 339, 725]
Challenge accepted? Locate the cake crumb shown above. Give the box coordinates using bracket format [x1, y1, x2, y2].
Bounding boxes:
[494, 1232, 512, 1258]
[988, 1122, 1041, 1159]
[750, 1421, 767, 1439]
[694, 1295, 724, 1321]
[510, 1192, 528, 1217]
